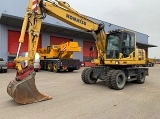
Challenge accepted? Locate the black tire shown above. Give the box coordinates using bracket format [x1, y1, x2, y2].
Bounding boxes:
[47, 63, 53, 72]
[4, 69, 7, 73]
[111, 70, 126, 90]
[81, 68, 90, 84]
[85, 68, 97, 84]
[136, 69, 145, 84]
[68, 68, 74, 72]
[105, 70, 115, 89]
[40, 62, 44, 70]
[34, 69, 39, 72]
[53, 63, 59, 73]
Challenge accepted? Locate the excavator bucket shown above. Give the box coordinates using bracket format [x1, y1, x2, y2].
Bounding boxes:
[7, 68, 52, 104]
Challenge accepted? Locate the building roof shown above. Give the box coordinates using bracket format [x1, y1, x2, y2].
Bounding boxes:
[137, 42, 157, 48]
[0, 13, 93, 40]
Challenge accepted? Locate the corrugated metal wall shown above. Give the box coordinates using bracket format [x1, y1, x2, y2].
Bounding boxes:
[0, 24, 7, 61]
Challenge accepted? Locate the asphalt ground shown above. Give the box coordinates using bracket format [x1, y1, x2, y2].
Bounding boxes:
[0, 65, 160, 119]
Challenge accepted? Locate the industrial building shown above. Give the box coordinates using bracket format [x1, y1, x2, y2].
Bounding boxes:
[0, 0, 156, 67]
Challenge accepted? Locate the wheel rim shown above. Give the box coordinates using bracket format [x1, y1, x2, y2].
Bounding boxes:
[48, 64, 51, 70]
[54, 64, 57, 70]
[140, 72, 145, 81]
[117, 75, 124, 85]
[90, 72, 94, 81]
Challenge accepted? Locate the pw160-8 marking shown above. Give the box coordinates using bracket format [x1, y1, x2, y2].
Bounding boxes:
[66, 14, 86, 25]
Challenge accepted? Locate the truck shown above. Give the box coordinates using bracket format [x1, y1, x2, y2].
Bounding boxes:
[145, 58, 155, 67]
[38, 42, 81, 72]
[0, 57, 7, 73]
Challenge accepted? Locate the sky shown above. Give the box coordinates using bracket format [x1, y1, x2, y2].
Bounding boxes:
[64, 0, 160, 58]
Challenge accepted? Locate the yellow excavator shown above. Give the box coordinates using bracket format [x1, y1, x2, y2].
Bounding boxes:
[38, 41, 81, 72]
[7, 0, 148, 104]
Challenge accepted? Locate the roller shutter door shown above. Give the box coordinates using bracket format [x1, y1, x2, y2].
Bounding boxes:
[83, 41, 98, 66]
[8, 30, 41, 54]
[50, 36, 72, 45]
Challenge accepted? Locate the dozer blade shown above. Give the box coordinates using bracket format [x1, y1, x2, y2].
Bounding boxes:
[7, 70, 52, 104]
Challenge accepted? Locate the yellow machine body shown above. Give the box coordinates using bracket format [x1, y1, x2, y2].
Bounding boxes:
[38, 41, 81, 59]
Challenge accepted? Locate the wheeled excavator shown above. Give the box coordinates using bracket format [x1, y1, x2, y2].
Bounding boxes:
[38, 41, 81, 72]
[7, 0, 148, 104]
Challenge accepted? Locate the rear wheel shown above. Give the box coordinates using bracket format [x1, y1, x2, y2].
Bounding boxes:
[111, 70, 126, 90]
[53, 63, 59, 73]
[47, 63, 53, 72]
[4, 69, 7, 73]
[68, 68, 74, 72]
[136, 69, 145, 84]
[85, 68, 97, 84]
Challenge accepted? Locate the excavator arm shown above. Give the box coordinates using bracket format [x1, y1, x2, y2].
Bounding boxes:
[7, 0, 52, 104]
[7, 0, 107, 104]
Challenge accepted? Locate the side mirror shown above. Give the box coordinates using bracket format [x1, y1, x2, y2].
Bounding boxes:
[89, 46, 94, 51]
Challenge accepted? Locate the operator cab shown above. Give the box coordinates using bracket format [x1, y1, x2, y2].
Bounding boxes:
[106, 29, 135, 59]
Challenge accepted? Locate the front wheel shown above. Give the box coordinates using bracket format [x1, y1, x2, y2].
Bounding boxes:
[105, 70, 115, 89]
[84, 68, 97, 84]
[111, 70, 126, 90]
[81, 68, 90, 84]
